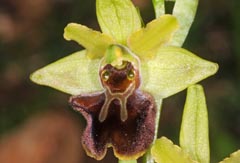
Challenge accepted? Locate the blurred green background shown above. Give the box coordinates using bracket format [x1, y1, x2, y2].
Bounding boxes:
[0, 0, 239, 162]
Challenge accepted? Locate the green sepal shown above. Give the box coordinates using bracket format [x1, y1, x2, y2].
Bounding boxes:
[140, 46, 218, 99]
[219, 150, 240, 163]
[64, 23, 114, 58]
[180, 85, 210, 163]
[128, 15, 179, 60]
[96, 0, 141, 45]
[170, 0, 199, 46]
[151, 137, 197, 163]
[30, 50, 102, 95]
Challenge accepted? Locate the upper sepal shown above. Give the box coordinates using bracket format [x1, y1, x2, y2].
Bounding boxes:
[96, 0, 141, 45]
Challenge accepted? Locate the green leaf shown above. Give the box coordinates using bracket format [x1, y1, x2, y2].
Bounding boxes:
[64, 23, 114, 58]
[151, 137, 197, 163]
[30, 50, 102, 95]
[219, 150, 240, 163]
[140, 46, 218, 99]
[169, 0, 199, 46]
[152, 0, 165, 18]
[180, 85, 210, 163]
[128, 15, 179, 60]
[96, 0, 141, 45]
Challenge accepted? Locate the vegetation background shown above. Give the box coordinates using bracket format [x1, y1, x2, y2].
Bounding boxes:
[0, 0, 239, 162]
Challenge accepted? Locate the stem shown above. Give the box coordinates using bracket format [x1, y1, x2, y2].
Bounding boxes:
[142, 150, 153, 163]
[118, 160, 137, 163]
[153, 99, 163, 141]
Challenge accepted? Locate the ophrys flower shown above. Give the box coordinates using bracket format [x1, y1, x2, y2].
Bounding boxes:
[30, 0, 218, 161]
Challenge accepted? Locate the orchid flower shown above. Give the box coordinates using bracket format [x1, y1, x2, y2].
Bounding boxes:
[30, 0, 218, 161]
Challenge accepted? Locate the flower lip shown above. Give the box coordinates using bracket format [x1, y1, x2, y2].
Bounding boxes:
[69, 89, 157, 160]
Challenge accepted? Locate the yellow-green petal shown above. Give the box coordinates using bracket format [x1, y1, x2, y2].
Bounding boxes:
[96, 0, 141, 45]
[30, 50, 102, 95]
[128, 15, 179, 60]
[64, 23, 114, 58]
[151, 137, 197, 163]
[140, 46, 218, 99]
[219, 150, 240, 163]
[180, 85, 210, 163]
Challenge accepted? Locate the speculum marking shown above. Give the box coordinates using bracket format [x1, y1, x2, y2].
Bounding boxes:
[99, 60, 139, 122]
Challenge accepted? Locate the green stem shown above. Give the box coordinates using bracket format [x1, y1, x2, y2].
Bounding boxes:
[153, 99, 163, 141]
[118, 160, 137, 163]
[142, 150, 153, 163]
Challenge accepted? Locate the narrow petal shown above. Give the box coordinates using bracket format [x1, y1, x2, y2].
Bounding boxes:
[151, 137, 197, 163]
[140, 46, 218, 99]
[30, 50, 102, 95]
[96, 0, 141, 45]
[180, 85, 210, 163]
[64, 23, 114, 58]
[128, 15, 179, 60]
